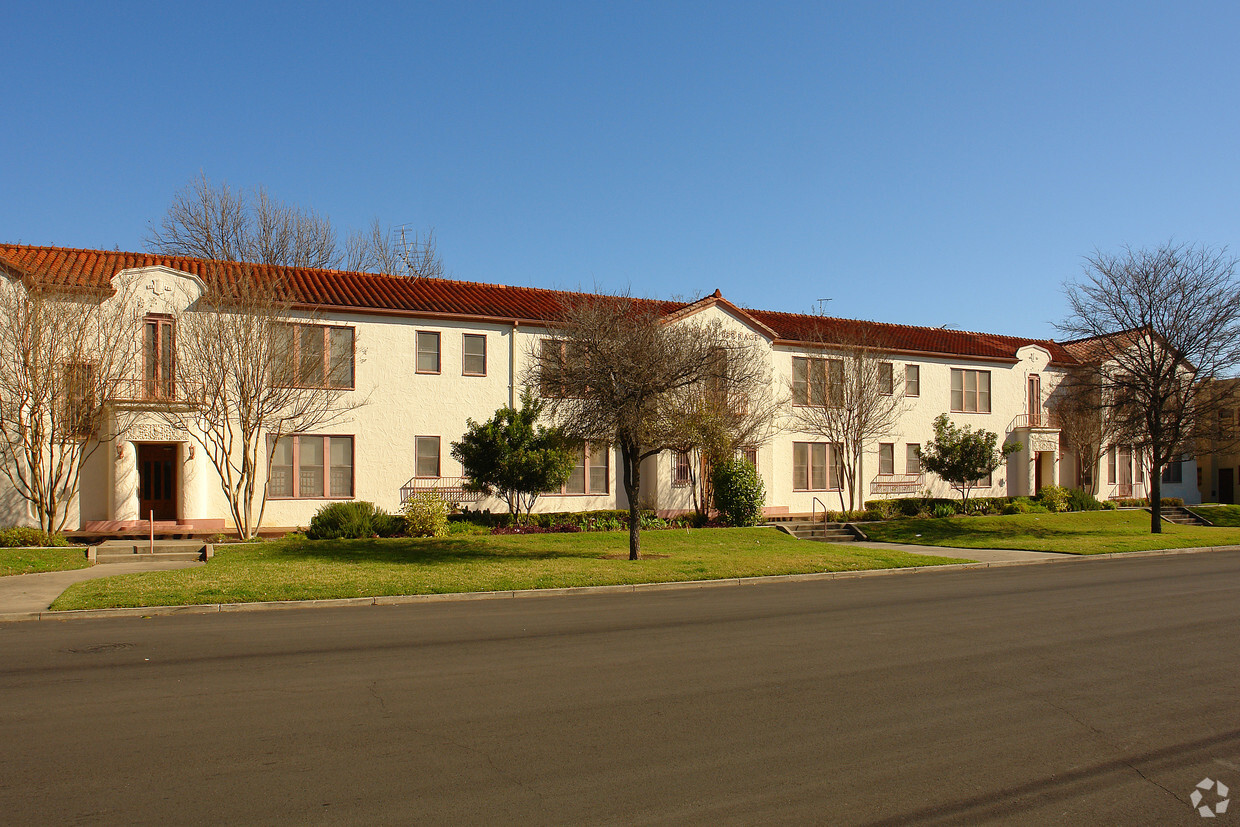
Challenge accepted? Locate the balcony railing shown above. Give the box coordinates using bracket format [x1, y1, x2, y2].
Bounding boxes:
[107, 379, 206, 407]
[400, 476, 484, 505]
[1010, 412, 1060, 430]
[870, 474, 925, 495]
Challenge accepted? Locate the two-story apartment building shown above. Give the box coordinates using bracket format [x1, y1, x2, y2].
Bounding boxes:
[0, 244, 1198, 533]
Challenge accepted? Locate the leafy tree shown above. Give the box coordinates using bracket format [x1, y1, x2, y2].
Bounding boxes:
[920, 414, 1020, 512]
[451, 389, 575, 522]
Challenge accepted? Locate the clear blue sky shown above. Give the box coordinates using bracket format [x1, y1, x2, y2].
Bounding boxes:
[5, 2, 1238, 340]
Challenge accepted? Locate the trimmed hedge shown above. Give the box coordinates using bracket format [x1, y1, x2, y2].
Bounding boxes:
[0, 527, 71, 548]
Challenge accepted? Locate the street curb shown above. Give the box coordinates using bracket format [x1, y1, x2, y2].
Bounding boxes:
[8, 543, 1240, 624]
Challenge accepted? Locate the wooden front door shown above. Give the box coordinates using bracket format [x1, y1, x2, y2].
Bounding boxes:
[138, 444, 178, 521]
[1221, 468, 1235, 505]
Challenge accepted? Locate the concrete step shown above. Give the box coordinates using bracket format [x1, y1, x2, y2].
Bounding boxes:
[93, 540, 206, 563]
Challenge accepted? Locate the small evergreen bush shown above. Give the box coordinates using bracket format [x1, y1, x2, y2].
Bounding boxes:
[307, 501, 396, 540]
[402, 492, 449, 538]
[710, 459, 766, 527]
[1064, 488, 1102, 512]
[1037, 485, 1069, 513]
[0, 527, 69, 548]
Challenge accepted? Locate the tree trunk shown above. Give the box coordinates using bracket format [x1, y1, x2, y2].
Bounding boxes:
[1150, 466, 1163, 534]
[621, 443, 641, 560]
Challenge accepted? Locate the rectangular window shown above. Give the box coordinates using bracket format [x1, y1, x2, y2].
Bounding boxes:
[462, 334, 486, 376]
[906, 443, 921, 475]
[905, 364, 920, 397]
[415, 436, 441, 478]
[879, 363, 893, 396]
[1107, 446, 1117, 485]
[673, 450, 691, 487]
[951, 368, 991, 413]
[740, 447, 758, 469]
[878, 443, 894, 475]
[792, 357, 842, 406]
[268, 435, 354, 499]
[275, 324, 355, 389]
[416, 331, 441, 374]
[144, 315, 175, 399]
[1162, 460, 1183, 484]
[63, 362, 96, 437]
[793, 442, 842, 491]
[975, 472, 993, 487]
[1135, 453, 1145, 484]
[563, 443, 609, 494]
[539, 340, 585, 397]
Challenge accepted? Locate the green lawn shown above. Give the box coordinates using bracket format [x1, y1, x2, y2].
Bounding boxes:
[863, 510, 1240, 554]
[0, 547, 90, 577]
[1187, 505, 1240, 527]
[49, 528, 967, 611]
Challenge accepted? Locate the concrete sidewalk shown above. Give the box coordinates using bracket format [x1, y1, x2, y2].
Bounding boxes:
[849, 540, 1071, 563]
[0, 559, 203, 614]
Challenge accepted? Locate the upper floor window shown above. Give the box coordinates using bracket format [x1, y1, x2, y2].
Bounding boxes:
[275, 324, 354, 389]
[792, 357, 843, 407]
[416, 331, 441, 374]
[951, 368, 991, 413]
[62, 362, 96, 437]
[905, 364, 920, 397]
[878, 363, 894, 396]
[462, 334, 486, 376]
[539, 340, 586, 398]
[144, 315, 175, 399]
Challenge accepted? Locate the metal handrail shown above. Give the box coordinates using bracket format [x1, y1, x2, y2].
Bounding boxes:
[811, 496, 828, 528]
[1010, 412, 1061, 430]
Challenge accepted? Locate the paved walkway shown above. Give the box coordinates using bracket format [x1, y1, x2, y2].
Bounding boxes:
[0, 560, 202, 614]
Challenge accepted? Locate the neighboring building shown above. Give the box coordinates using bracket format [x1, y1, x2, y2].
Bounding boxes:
[1191, 377, 1240, 504]
[0, 244, 1197, 532]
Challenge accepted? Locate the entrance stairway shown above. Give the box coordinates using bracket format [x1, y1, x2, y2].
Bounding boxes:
[764, 515, 857, 543]
[1156, 505, 1210, 527]
[93, 539, 207, 564]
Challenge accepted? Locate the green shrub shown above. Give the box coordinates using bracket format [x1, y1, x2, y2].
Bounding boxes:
[1064, 488, 1102, 512]
[869, 500, 898, 520]
[862, 508, 883, 522]
[1037, 485, 1070, 513]
[306, 501, 397, 540]
[710, 459, 766, 527]
[402, 492, 449, 538]
[1161, 497, 1184, 507]
[372, 511, 406, 538]
[931, 503, 956, 518]
[0, 527, 69, 547]
[1102, 499, 1118, 510]
[447, 520, 491, 535]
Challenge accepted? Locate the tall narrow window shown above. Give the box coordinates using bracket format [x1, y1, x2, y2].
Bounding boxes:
[329, 437, 354, 497]
[904, 364, 920, 397]
[298, 436, 325, 498]
[144, 316, 175, 399]
[328, 328, 354, 388]
[462, 334, 487, 376]
[416, 331, 441, 374]
[878, 363, 894, 396]
[63, 362, 96, 437]
[1107, 446, 1117, 485]
[415, 436, 441, 478]
[269, 438, 294, 498]
[673, 450, 691, 486]
[878, 443, 894, 475]
[540, 340, 565, 397]
[906, 443, 921, 475]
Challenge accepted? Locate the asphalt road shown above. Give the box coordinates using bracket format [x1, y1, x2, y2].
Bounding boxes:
[4, 553, 1240, 825]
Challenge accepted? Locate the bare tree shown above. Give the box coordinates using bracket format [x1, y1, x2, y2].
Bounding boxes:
[1060, 242, 1240, 532]
[157, 272, 367, 538]
[1047, 365, 1133, 494]
[0, 277, 143, 533]
[530, 296, 739, 560]
[148, 174, 443, 276]
[665, 343, 784, 517]
[790, 329, 908, 511]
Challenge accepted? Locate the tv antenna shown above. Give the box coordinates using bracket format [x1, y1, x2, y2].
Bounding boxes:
[815, 298, 832, 316]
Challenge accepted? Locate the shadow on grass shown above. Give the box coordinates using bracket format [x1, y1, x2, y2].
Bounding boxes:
[215, 535, 633, 566]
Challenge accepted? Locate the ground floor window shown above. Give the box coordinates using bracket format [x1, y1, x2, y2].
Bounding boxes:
[739, 446, 758, 469]
[1162, 460, 1183, 484]
[673, 450, 691, 487]
[269, 435, 354, 498]
[793, 442, 841, 491]
[416, 436, 441, 478]
[564, 443, 609, 495]
[906, 443, 921, 475]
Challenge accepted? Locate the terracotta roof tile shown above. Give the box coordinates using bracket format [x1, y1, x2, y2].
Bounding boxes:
[0, 243, 1076, 365]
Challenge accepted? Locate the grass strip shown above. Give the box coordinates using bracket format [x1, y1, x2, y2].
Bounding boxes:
[863, 510, 1240, 554]
[0, 547, 90, 577]
[50, 528, 966, 610]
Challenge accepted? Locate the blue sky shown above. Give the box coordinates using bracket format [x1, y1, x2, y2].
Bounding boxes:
[4, 2, 1238, 340]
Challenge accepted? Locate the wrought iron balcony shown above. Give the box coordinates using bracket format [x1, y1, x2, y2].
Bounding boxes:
[400, 476, 484, 505]
[1010, 412, 1060, 430]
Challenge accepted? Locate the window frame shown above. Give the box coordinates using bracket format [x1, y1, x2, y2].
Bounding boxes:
[143, 314, 176, 400]
[878, 363, 894, 396]
[267, 434, 355, 500]
[274, 323, 356, 390]
[792, 356, 843, 407]
[462, 333, 487, 376]
[904, 364, 920, 397]
[561, 443, 610, 495]
[878, 442, 895, 475]
[415, 435, 441, 479]
[792, 441, 842, 491]
[950, 368, 991, 413]
[906, 443, 921, 475]
[416, 330, 442, 375]
[673, 450, 691, 487]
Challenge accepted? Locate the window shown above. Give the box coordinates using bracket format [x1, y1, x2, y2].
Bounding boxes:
[793, 442, 842, 490]
[740, 446, 758, 469]
[62, 362, 96, 437]
[462, 334, 486, 376]
[906, 443, 921, 475]
[951, 368, 991, 413]
[905, 364, 920, 397]
[879, 363, 894, 396]
[415, 436, 440, 478]
[792, 357, 843, 406]
[274, 324, 354, 389]
[539, 340, 586, 398]
[143, 315, 175, 399]
[1107, 446, 1117, 485]
[268, 435, 354, 499]
[673, 451, 691, 487]
[563, 443, 609, 494]
[1135, 454, 1144, 484]
[1162, 460, 1183, 484]
[416, 331, 441, 374]
[878, 443, 894, 475]
[975, 472, 993, 487]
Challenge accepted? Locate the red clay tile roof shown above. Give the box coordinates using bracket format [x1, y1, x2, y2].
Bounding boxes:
[0, 243, 1077, 365]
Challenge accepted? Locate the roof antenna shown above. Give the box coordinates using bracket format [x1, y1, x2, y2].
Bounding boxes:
[815, 298, 832, 316]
